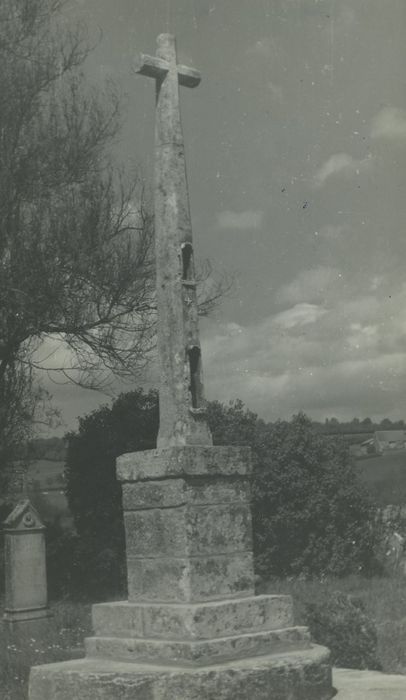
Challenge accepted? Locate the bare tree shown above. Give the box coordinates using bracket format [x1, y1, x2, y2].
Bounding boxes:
[0, 0, 158, 389]
[0, 1, 229, 469]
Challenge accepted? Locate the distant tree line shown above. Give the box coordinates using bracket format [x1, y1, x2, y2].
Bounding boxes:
[312, 417, 406, 436]
[25, 414, 406, 463]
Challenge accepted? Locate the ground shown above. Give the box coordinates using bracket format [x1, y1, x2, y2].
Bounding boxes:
[334, 668, 406, 699]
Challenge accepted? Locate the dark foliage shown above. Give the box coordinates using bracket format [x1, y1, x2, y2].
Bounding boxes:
[63, 388, 158, 599]
[208, 400, 381, 579]
[305, 591, 381, 670]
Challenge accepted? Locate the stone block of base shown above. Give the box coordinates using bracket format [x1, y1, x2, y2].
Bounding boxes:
[29, 644, 335, 700]
[3, 606, 51, 623]
[91, 595, 294, 640]
[3, 608, 52, 640]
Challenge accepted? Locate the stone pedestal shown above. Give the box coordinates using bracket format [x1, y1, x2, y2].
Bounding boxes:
[29, 446, 334, 699]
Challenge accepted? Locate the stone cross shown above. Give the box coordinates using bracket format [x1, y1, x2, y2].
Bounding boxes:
[28, 35, 334, 700]
[135, 33, 212, 448]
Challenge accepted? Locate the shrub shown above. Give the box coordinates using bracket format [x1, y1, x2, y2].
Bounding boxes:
[305, 590, 381, 670]
[46, 525, 127, 602]
[208, 402, 381, 579]
[253, 415, 382, 579]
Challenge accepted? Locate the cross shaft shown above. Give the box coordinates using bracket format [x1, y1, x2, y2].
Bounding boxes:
[135, 34, 211, 448]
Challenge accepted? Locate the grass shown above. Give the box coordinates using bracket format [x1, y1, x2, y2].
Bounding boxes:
[356, 452, 406, 505]
[0, 600, 91, 700]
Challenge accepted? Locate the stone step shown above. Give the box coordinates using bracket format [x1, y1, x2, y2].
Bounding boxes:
[92, 594, 293, 641]
[29, 644, 334, 700]
[85, 625, 311, 666]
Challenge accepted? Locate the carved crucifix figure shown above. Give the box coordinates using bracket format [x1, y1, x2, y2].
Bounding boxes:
[135, 34, 212, 448]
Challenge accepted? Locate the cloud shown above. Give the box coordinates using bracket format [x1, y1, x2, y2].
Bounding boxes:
[267, 81, 284, 104]
[33, 335, 124, 433]
[215, 209, 264, 230]
[371, 107, 406, 141]
[245, 36, 288, 72]
[246, 37, 283, 59]
[313, 153, 371, 187]
[276, 266, 342, 305]
[202, 282, 406, 422]
[273, 303, 327, 329]
[247, 39, 272, 58]
[317, 224, 346, 240]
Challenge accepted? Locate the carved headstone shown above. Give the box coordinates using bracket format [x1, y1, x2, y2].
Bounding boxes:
[3, 499, 49, 623]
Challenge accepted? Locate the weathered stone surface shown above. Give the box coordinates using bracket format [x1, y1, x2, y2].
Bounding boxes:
[29, 645, 334, 700]
[122, 480, 186, 510]
[122, 477, 251, 511]
[117, 445, 252, 482]
[186, 477, 250, 505]
[86, 627, 311, 666]
[93, 601, 144, 637]
[186, 503, 252, 555]
[124, 503, 251, 559]
[92, 595, 294, 641]
[127, 553, 255, 603]
[124, 510, 189, 557]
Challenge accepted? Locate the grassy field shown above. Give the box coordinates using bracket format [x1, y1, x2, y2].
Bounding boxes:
[356, 452, 406, 505]
[0, 601, 91, 700]
[2, 575, 406, 698]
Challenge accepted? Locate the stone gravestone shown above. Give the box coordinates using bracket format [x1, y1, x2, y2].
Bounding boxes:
[29, 34, 334, 699]
[3, 499, 49, 626]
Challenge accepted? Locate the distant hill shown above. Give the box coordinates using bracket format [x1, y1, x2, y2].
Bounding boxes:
[25, 459, 65, 490]
[16, 433, 406, 520]
[27, 436, 67, 461]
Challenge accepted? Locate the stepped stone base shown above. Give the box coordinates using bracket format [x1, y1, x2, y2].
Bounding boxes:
[29, 445, 335, 698]
[87, 595, 310, 666]
[91, 595, 294, 639]
[29, 644, 334, 700]
[85, 625, 311, 666]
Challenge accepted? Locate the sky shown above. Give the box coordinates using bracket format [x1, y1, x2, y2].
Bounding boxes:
[43, 0, 406, 433]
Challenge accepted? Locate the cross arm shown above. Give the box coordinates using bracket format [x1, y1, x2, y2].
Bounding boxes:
[133, 53, 169, 80]
[177, 65, 201, 88]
